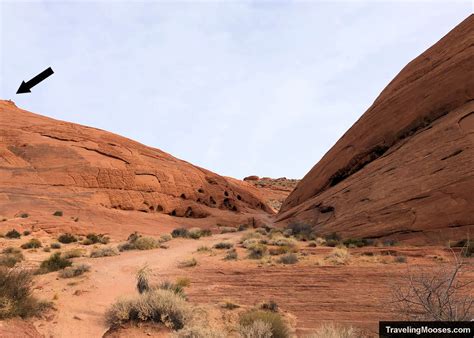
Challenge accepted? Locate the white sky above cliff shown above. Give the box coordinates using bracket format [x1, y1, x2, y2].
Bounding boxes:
[0, 1, 471, 179]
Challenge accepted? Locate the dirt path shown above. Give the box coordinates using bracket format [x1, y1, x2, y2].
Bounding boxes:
[33, 233, 241, 338]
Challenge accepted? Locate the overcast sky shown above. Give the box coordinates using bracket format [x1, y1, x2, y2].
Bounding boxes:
[0, 1, 471, 179]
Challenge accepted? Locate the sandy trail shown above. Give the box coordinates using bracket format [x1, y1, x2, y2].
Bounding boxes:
[33, 233, 241, 338]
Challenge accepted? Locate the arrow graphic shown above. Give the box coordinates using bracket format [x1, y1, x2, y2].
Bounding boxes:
[17, 67, 54, 94]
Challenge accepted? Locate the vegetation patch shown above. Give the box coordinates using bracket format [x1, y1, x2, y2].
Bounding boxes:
[59, 264, 90, 278]
[247, 244, 267, 259]
[38, 253, 72, 274]
[62, 249, 86, 259]
[213, 242, 233, 250]
[118, 233, 160, 251]
[90, 246, 119, 258]
[5, 229, 21, 239]
[277, 253, 298, 265]
[239, 310, 289, 338]
[178, 257, 197, 268]
[82, 233, 110, 245]
[0, 248, 24, 268]
[224, 249, 238, 260]
[57, 233, 78, 244]
[20, 238, 42, 249]
[0, 268, 52, 319]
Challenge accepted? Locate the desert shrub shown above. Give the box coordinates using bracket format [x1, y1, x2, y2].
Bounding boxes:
[43, 247, 51, 252]
[160, 234, 172, 242]
[21, 238, 42, 249]
[269, 237, 297, 248]
[50, 243, 61, 249]
[59, 264, 90, 278]
[57, 233, 77, 244]
[287, 223, 314, 240]
[224, 249, 238, 260]
[221, 300, 240, 310]
[38, 252, 72, 273]
[175, 277, 191, 288]
[5, 229, 21, 239]
[392, 255, 473, 321]
[238, 224, 249, 231]
[19, 213, 29, 218]
[255, 228, 268, 236]
[325, 239, 340, 247]
[383, 239, 397, 246]
[247, 244, 267, 259]
[240, 231, 263, 243]
[119, 236, 160, 251]
[62, 249, 85, 259]
[0, 268, 51, 319]
[90, 246, 119, 258]
[196, 245, 211, 253]
[269, 246, 292, 256]
[106, 289, 190, 329]
[278, 253, 298, 265]
[173, 326, 225, 338]
[239, 310, 289, 338]
[82, 233, 110, 245]
[171, 228, 190, 238]
[213, 242, 233, 250]
[325, 232, 341, 242]
[260, 300, 278, 312]
[394, 255, 407, 263]
[308, 323, 355, 338]
[242, 238, 260, 249]
[200, 229, 212, 237]
[22, 230, 31, 236]
[342, 238, 372, 248]
[307, 241, 317, 247]
[136, 265, 151, 294]
[178, 258, 197, 268]
[53, 210, 63, 216]
[0, 248, 24, 268]
[239, 320, 272, 338]
[220, 226, 237, 234]
[325, 247, 350, 265]
[158, 281, 187, 299]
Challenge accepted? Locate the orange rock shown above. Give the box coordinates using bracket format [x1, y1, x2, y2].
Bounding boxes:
[278, 15, 474, 244]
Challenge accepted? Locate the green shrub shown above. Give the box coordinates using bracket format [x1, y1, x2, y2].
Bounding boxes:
[22, 230, 31, 236]
[171, 228, 189, 238]
[5, 229, 21, 239]
[197, 245, 211, 253]
[57, 233, 77, 244]
[222, 300, 240, 310]
[239, 320, 272, 338]
[307, 241, 317, 247]
[269, 246, 292, 256]
[255, 228, 268, 236]
[0, 268, 52, 319]
[342, 238, 373, 248]
[278, 253, 298, 265]
[59, 264, 90, 278]
[118, 236, 160, 251]
[309, 323, 355, 338]
[158, 281, 187, 299]
[224, 249, 238, 261]
[50, 243, 61, 249]
[247, 244, 267, 259]
[160, 234, 172, 242]
[105, 289, 190, 329]
[53, 211, 63, 217]
[239, 310, 289, 338]
[90, 246, 119, 258]
[19, 213, 29, 218]
[188, 227, 203, 239]
[82, 233, 110, 245]
[286, 223, 314, 240]
[213, 242, 233, 250]
[38, 253, 72, 273]
[21, 239, 42, 249]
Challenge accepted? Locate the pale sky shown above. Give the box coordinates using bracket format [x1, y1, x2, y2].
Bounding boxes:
[0, 1, 471, 179]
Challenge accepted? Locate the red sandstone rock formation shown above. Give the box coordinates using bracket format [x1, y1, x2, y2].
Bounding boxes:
[278, 15, 474, 244]
[0, 100, 271, 236]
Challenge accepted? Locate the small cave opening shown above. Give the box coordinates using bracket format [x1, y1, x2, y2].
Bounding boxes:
[210, 196, 216, 205]
[198, 188, 204, 193]
[224, 191, 229, 197]
[149, 206, 155, 212]
[170, 210, 177, 216]
[237, 194, 242, 200]
[156, 205, 164, 212]
[180, 193, 186, 199]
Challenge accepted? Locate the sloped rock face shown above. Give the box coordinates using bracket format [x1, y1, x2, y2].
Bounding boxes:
[278, 16, 474, 244]
[0, 100, 270, 235]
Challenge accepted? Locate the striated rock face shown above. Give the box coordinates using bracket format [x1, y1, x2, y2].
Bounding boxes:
[278, 16, 474, 244]
[0, 100, 271, 236]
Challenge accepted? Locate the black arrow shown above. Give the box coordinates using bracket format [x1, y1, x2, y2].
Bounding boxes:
[17, 67, 54, 94]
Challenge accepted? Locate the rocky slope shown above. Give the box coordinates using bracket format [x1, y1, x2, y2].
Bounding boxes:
[0, 100, 271, 237]
[278, 15, 474, 244]
[243, 176, 299, 212]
